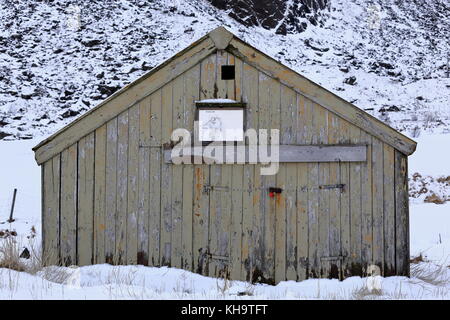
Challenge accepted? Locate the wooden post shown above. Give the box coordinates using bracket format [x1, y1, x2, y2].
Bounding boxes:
[8, 188, 17, 223]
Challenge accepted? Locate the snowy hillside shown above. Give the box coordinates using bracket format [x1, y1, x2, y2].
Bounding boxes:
[0, 0, 449, 141]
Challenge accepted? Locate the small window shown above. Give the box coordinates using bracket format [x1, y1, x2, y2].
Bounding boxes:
[198, 108, 243, 141]
[221, 65, 235, 80]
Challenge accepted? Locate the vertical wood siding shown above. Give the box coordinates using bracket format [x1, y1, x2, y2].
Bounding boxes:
[41, 52, 411, 283]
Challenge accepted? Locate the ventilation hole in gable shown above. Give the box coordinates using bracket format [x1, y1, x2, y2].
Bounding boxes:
[221, 65, 235, 80]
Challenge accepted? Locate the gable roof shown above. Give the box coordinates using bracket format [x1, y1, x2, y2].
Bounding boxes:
[33, 26, 416, 164]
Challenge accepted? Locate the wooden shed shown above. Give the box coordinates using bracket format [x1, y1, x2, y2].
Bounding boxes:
[33, 27, 416, 284]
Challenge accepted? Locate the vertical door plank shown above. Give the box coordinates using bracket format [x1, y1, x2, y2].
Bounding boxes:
[383, 144, 396, 276]
[349, 125, 362, 276]
[275, 163, 286, 283]
[230, 164, 244, 280]
[229, 54, 244, 280]
[126, 104, 139, 264]
[105, 118, 118, 264]
[160, 83, 173, 266]
[241, 62, 259, 281]
[395, 150, 409, 276]
[60, 143, 78, 266]
[307, 98, 320, 278]
[42, 155, 61, 265]
[181, 64, 200, 270]
[149, 90, 162, 266]
[339, 119, 351, 278]
[193, 166, 210, 275]
[316, 106, 330, 278]
[94, 125, 106, 265]
[137, 96, 151, 266]
[360, 131, 373, 274]
[77, 133, 95, 266]
[171, 75, 184, 269]
[116, 111, 129, 264]
[372, 137, 384, 273]
[328, 113, 341, 279]
[296, 94, 309, 281]
[284, 87, 297, 281]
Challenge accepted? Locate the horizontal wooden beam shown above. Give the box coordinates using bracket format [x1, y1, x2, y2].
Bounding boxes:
[164, 144, 367, 164]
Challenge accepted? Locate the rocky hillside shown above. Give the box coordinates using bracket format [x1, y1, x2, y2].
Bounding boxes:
[207, 0, 329, 34]
[0, 0, 449, 141]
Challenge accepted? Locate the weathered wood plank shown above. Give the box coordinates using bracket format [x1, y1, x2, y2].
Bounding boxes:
[193, 56, 215, 275]
[216, 50, 228, 99]
[227, 38, 416, 156]
[77, 133, 95, 266]
[383, 143, 396, 276]
[372, 137, 384, 273]
[260, 72, 279, 283]
[137, 96, 151, 265]
[361, 131, 373, 274]
[328, 112, 341, 279]
[171, 75, 185, 269]
[160, 83, 173, 266]
[193, 165, 210, 275]
[284, 86, 297, 281]
[34, 37, 216, 164]
[229, 57, 244, 277]
[307, 160, 319, 278]
[42, 155, 61, 265]
[276, 145, 366, 163]
[296, 93, 309, 281]
[200, 54, 216, 100]
[275, 163, 286, 283]
[60, 143, 77, 266]
[164, 144, 367, 164]
[232, 55, 243, 101]
[181, 64, 200, 270]
[241, 62, 259, 281]
[116, 111, 129, 264]
[208, 162, 221, 278]
[316, 106, 330, 278]
[296, 163, 308, 280]
[230, 166, 244, 279]
[93, 125, 106, 265]
[149, 90, 162, 266]
[349, 125, 362, 276]
[105, 118, 118, 263]
[126, 104, 139, 264]
[219, 162, 232, 277]
[339, 119, 351, 278]
[395, 150, 409, 276]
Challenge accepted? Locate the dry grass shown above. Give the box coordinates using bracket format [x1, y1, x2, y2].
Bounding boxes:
[0, 237, 26, 272]
[0, 236, 55, 275]
[410, 263, 450, 287]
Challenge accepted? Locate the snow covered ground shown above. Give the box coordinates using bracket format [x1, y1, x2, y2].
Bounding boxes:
[0, 133, 449, 300]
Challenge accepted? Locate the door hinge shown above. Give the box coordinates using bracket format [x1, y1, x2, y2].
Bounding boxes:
[207, 253, 230, 261]
[203, 185, 230, 194]
[318, 184, 345, 192]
